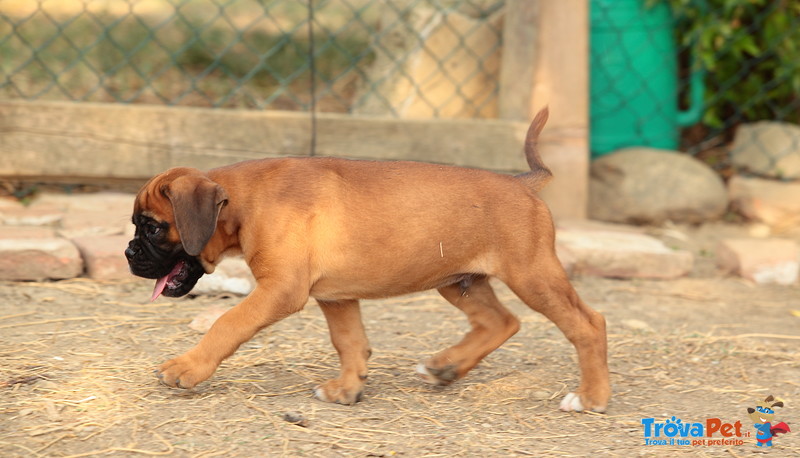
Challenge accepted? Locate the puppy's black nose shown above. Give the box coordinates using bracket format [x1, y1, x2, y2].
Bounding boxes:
[125, 241, 139, 260]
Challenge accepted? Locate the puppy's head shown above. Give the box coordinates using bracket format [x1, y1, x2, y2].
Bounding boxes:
[125, 167, 228, 300]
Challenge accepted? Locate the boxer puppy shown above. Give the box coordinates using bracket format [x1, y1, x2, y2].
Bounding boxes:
[125, 108, 610, 412]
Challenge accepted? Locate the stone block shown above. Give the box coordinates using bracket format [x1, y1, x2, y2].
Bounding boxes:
[728, 175, 800, 227]
[30, 192, 135, 213]
[0, 238, 83, 280]
[716, 238, 798, 285]
[0, 226, 56, 238]
[71, 235, 132, 280]
[0, 197, 24, 210]
[0, 205, 63, 226]
[58, 210, 129, 238]
[556, 228, 693, 279]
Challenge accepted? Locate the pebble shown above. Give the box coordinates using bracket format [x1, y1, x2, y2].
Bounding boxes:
[621, 319, 653, 332]
[283, 411, 309, 427]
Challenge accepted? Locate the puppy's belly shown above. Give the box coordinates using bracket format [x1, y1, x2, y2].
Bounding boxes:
[309, 271, 478, 301]
[308, 243, 495, 300]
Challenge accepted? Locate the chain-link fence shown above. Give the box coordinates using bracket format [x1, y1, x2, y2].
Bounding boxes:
[2, 0, 798, 173]
[591, 0, 800, 178]
[0, 0, 503, 118]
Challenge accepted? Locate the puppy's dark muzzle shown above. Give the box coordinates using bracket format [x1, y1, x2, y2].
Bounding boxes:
[125, 238, 206, 297]
[125, 239, 173, 279]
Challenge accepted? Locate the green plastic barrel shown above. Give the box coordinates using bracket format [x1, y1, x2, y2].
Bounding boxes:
[590, 0, 704, 157]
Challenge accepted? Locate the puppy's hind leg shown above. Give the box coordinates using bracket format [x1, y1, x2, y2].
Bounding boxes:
[501, 255, 610, 413]
[416, 275, 520, 385]
[315, 299, 371, 405]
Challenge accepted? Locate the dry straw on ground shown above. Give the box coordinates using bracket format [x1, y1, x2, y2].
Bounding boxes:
[1, 275, 799, 456]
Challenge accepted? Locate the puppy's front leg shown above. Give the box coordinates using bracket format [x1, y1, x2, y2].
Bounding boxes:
[157, 283, 308, 389]
[314, 300, 371, 404]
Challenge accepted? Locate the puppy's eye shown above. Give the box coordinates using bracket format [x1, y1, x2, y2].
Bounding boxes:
[146, 223, 162, 236]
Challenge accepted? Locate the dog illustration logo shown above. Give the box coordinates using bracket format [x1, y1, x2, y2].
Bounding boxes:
[747, 395, 791, 447]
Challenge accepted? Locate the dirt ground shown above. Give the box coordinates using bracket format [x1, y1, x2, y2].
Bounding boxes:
[1, 224, 799, 457]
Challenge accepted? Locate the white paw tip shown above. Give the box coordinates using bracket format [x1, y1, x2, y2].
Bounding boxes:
[559, 392, 584, 412]
[313, 385, 328, 402]
[415, 363, 437, 385]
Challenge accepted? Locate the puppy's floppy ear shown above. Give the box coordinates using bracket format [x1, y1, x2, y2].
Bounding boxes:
[164, 175, 228, 256]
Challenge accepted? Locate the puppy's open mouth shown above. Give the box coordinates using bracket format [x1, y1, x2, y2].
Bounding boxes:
[151, 260, 189, 301]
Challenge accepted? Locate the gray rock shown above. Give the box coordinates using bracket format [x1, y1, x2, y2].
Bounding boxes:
[589, 148, 727, 225]
[731, 121, 800, 179]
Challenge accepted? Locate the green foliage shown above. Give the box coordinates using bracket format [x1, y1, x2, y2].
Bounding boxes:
[659, 0, 800, 127]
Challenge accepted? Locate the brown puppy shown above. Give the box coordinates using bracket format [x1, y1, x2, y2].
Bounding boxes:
[125, 108, 610, 412]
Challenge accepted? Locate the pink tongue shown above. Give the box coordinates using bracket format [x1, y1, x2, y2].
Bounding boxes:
[150, 261, 185, 302]
[151, 276, 168, 302]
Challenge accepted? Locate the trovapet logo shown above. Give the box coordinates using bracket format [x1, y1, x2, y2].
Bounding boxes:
[641, 395, 792, 448]
[641, 417, 747, 446]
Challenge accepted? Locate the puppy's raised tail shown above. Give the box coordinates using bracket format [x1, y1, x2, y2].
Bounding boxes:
[516, 107, 553, 193]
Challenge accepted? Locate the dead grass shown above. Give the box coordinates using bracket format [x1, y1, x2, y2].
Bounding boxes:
[1, 276, 799, 456]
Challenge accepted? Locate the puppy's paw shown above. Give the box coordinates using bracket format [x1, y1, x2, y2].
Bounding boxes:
[415, 363, 458, 386]
[156, 353, 217, 389]
[559, 392, 584, 412]
[313, 379, 364, 405]
[559, 392, 607, 413]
